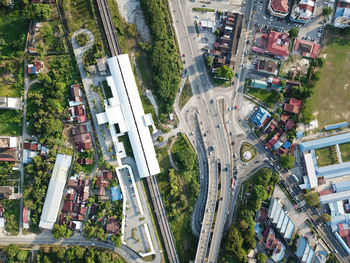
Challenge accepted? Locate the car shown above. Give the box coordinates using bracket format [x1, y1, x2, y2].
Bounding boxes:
[194, 15, 199, 19]
[232, 141, 235, 145]
[235, 105, 239, 109]
[183, 53, 186, 57]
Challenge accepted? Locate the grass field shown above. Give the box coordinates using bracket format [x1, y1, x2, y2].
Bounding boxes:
[0, 110, 22, 136]
[179, 78, 192, 109]
[339, 142, 350, 162]
[315, 146, 339, 167]
[247, 88, 277, 108]
[309, 33, 350, 128]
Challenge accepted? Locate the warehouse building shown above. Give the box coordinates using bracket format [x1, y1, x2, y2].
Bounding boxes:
[299, 132, 350, 152]
[39, 154, 72, 229]
[296, 236, 314, 263]
[268, 198, 295, 240]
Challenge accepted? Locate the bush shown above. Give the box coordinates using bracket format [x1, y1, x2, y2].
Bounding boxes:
[305, 191, 320, 207]
[76, 32, 89, 46]
[157, 136, 164, 142]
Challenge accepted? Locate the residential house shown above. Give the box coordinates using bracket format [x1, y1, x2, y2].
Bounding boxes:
[250, 79, 268, 89]
[0, 148, 16, 162]
[70, 84, 82, 102]
[68, 105, 87, 123]
[74, 132, 92, 150]
[265, 31, 290, 59]
[251, 107, 271, 128]
[285, 119, 295, 130]
[103, 171, 113, 180]
[266, 130, 283, 149]
[63, 201, 73, 213]
[294, 39, 320, 59]
[290, 0, 316, 23]
[77, 158, 93, 165]
[264, 227, 286, 262]
[106, 217, 120, 235]
[284, 98, 302, 114]
[256, 59, 279, 76]
[23, 207, 30, 229]
[267, 77, 284, 91]
[72, 125, 88, 136]
[28, 61, 44, 75]
[268, 0, 290, 18]
[67, 179, 78, 188]
[0, 97, 22, 110]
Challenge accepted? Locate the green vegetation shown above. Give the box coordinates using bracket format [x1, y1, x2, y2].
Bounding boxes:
[83, 42, 104, 70]
[247, 88, 277, 108]
[240, 142, 257, 162]
[0, 199, 20, 235]
[157, 136, 164, 142]
[0, 59, 24, 97]
[280, 154, 295, 169]
[0, 110, 22, 136]
[304, 191, 320, 207]
[216, 65, 234, 80]
[309, 35, 350, 128]
[24, 3, 52, 21]
[288, 27, 299, 38]
[76, 32, 89, 46]
[192, 7, 216, 12]
[52, 223, 73, 239]
[326, 253, 339, 263]
[3, 244, 126, 263]
[179, 78, 192, 109]
[339, 142, 350, 162]
[156, 135, 199, 262]
[140, 0, 182, 113]
[315, 146, 338, 167]
[118, 135, 133, 158]
[322, 7, 333, 20]
[0, 162, 20, 186]
[321, 213, 332, 223]
[220, 168, 279, 262]
[257, 253, 267, 263]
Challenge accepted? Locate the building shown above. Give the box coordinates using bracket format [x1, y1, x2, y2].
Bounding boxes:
[0, 97, 22, 110]
[28, 61, 44, 74]
[77, 158, 92, 165]
[267, 0, 290, 18]
[256, 59, 279, 75]
[264, 226, 286, 262]
[266, 31, 290, 59]
[70, 84, 82, 102]
[250, 79, 268, 89]
[268, 198, 295, 240]
[72, 125, 88, 136]
[294, 39, 320, 59]
[106, 217, 120, 234]
[296, 236, 315, 263]
[39, 154, 72, 229]
[22, 207, 30, 229]
[95, 55, 160, 178]
[284, 98, 302, 114]
[251, 107, 271, 127]
[68, 105, 87, 123]
[290, 0, 316, 23]
[299, 132, 350, 152]
[334, 0, 350, 28]
[303, 152, 318, 188]
[0, 148, 16, 162]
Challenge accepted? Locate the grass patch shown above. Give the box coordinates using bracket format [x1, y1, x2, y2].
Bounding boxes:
[0, 199, 20, 235]
[192, 7, 216, 12]
[0, 59, 24, 97]
[118, 135, 133, 158]
[0, 110, 22, 136]
[315, 146, 339, 167]
[339, 142, 350, 162]
[102, 80, 113, 99]
[240, 142, 257, 162]
[309, 33, 350, 128]
[179, 78, 192, 110]
[247, 88, 277, 108]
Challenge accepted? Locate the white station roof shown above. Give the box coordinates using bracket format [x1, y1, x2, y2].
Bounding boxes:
[105, 55, 160, 178]
[39, 154, 72, 229]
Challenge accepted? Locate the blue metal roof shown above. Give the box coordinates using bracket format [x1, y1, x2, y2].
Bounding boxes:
[325, 122, 349, 131]
[251, 79, 268, 89]
[299, 132, 350, 152]
[111, 186, 123, 201]
[251, 107, 270, 127]
[333, 180, 350, 193]
[282, 140, 291, 149]
[296, 236, 307, 258]
[296, 130, 304, 138]
[316, 161, 350, 179]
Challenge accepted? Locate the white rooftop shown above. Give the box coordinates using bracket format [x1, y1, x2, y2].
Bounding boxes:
[304, 153, 318, 188]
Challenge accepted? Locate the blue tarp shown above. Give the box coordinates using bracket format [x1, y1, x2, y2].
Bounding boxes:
[282, 140, 291, 149]
[111, 186, 123, 201]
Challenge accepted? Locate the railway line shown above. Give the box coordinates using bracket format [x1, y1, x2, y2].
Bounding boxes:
[96, 0, 179, 262]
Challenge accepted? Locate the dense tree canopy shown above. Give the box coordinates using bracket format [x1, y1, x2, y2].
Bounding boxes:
[280, 155, 295, 169]
[257, 253, 267, 263]
[322, 7, 333, 19]
[288, 27, 299, 38]
[25, 3, 52, 21]
[217, 65, 234, 80]
[305, 191, 320, 207]
[321, 213, 332, 223]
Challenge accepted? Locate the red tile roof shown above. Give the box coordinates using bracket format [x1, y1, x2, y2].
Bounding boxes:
[103, 171, 113, 180]
[271, 0, 289, 13]
[294, 39, 320, 59]
[76, 142, 91, 150]
[266, 31, 290, 58]
[72, 125, 88, 135]
[106, 217, 120, 234]
[284, 98, 302, 114]
[63, 201, 73, 212]
[70, 85, 82, 102]
[67, 179, 78, 188]
[23, 207, 29, 224]
[98, 187, 105, 196]
[285, 119, 295, 130]
[0, 148, 16, 162]
[74, 132, 91, 144]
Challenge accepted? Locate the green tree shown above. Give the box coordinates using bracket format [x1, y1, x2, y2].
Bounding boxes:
[6, 244, 19, 260]
[288, 27, 299, 38]
[26, 3, 52, 21]
[305, 191, 320, 207]
[205, 56, 214, 67]
[300, 101, 315, 124]
[312, 71, 320, 81]
[0, 0, 11, 7]
[322, 7, 333, 20]
[16, 250, 28, 262]
[321, 213, 332, 223]
[40, 23, 53, 37]
[280, 79, 286, 87]
[252, 185, 267, 201]
[257, 253, 267, 263]
[217, 65, 234, 80]
[257, 168, 272, 187]
[280, 155, 295, 169]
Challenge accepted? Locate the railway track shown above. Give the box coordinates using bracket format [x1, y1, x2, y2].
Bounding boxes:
[96, 1, 179, 262]
[146, 175, 180, 263]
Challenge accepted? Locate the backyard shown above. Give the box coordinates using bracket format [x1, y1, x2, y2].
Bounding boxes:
[247, 88, 277, 108]
[309, 32, 350, 128]
[339, 142, 350, 163]
[315, 146, 339, 167]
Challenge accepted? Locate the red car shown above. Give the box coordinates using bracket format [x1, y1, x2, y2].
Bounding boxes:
[183, 53, 186, 57]
[235, 105, 239, 109]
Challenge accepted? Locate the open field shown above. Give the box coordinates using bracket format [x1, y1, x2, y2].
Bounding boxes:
[247, 88, 277, 108]
[340, 142, 350, 163]
[315, 146, 339, 167]
[309, 33, 350, 128]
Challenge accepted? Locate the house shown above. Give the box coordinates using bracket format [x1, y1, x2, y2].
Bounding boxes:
[266, 31, 290, 59]
[268, 0, 290, 18]
[72, 125, 88, 136]
[67, 179, 78, 188]
[70, 85, 82, 102]
[256, 59, 279, 76]
[23, 141, 40, 151]
[106, 217, 120, 234]
[98, 187, 106, 196]
[103, 171, 113, 180]
[28, 61, 44, 74]
[74, 132, 91, 145]
[0, 148, 16, 162]
[68, 105, 87, 123]
[251, 107, 271, 128]
[285, 119, 295, 130]
[63, 201, 73, 212]
[250, 79, 268, 89]
[23, 207, 30, 229]
[0, 97, 22, 110]
[294, 39, 320, 59]
[334, 0, 350, 28]
[0, 186, 13, 199]
[77, 158, 93, 165]
[280, 113, 290, 124]
[284, 98, 302, 114]
[265, 227, 286, 262]
[290, 0, 316, 23]
[78, 206, 87, 215]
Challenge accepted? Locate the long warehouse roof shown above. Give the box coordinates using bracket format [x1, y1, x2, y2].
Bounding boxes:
[39, 154, 72, 229]
[106, 55, 160, 178]
[299, 132, 350, 152]
[304, 153, 318, 188]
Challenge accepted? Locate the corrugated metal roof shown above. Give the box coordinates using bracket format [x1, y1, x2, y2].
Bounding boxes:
[304, 153, 318, 188]
[333, 180, 350, 193]
[316, 161, 350, 180]
[299, 132, 350, 152]
[320, 189, 350, 204]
